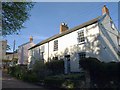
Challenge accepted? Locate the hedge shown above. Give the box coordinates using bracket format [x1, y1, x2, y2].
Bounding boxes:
[79, 57, 120, 88]
[44, 73, 85, 88]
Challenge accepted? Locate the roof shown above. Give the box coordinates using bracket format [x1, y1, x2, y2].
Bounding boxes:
[18, 41, 31, 48]
[29, 16, 101, 50]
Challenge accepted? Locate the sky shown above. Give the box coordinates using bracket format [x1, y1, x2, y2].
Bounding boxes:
[4, 2, 118, 52]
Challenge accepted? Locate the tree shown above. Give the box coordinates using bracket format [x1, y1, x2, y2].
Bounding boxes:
[2, 2, 34, 36]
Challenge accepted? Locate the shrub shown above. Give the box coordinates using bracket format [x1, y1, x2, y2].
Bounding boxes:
[27, 72, 38, 82]
[79, 57, 120, 88]
[8, 65, 27, 80]
[44, 73, 85, 88]
[31, 60, 48, 80]
[45, 59, 64, 75]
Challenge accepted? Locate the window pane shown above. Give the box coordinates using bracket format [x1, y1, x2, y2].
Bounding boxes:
[77, 31, 85, 43]
[54, 40, 58, 51]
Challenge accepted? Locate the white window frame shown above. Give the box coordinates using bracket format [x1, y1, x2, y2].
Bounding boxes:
[54, 40, 58, 51]
[77, 30, 85, 44]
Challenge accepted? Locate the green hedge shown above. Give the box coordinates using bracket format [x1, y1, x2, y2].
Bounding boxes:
[44, 74, 85, 88]
[45, 59, 64, 75]
[79, 57, 120, 88]
[8, 65, 38, 82]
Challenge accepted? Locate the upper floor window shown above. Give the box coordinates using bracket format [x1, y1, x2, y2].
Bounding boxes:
[77, 30, 85, 43]
[41, 45, 45, 52]
[54, 40, 58, 51]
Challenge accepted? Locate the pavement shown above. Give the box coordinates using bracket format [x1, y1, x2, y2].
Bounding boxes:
[2, 69, 48, 89]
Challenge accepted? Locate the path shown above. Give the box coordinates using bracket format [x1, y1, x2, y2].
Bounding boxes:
[2, 70, 48, 89]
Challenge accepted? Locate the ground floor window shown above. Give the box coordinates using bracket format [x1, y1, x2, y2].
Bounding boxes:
[40, 52, 44, 60]
[78, 52, 86, 68]
[78, 52, 86, 59]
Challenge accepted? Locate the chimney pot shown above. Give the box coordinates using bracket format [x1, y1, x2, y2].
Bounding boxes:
[30, 36, 33, 42]
[102, 5, 109, 15]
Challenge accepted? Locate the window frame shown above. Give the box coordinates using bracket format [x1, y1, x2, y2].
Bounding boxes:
[78, 52, 86, 60]
[41, 45, 45, 52]
[53, 40, 58, 51]
[78, 52, 86, 68]
[77, 30, 85, 44]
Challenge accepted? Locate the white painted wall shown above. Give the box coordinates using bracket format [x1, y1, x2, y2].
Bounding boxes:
[18, 42, 35, 65]
[98, 14, 120, 62]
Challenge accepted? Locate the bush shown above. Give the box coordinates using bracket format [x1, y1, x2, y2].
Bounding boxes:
[8, 65, 39, 82]
[32, 60, 49, 80]
[8, 65, 27, 80]
[44, 73, 85, 88]
[21, 70, 38, 82]
[45, 59, 64, 75]
[79, 57, 120, 88]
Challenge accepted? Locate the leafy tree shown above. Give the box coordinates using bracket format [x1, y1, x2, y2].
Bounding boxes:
[2, 2, 34, 35]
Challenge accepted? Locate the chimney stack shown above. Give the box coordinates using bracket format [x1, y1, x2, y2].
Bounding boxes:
[60, 22, 68, 33]
[102, 5, 109, 15]
[29, 36, 33, 42]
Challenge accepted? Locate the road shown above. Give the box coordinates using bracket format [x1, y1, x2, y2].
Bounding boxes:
[2, 70, 48, 89]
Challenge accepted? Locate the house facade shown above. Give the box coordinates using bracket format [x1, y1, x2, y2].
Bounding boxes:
[28, 6, 120, 73]
[18, 36, 35, 65]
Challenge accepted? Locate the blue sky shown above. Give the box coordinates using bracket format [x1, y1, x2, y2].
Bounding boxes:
[4, 2, 118, 52]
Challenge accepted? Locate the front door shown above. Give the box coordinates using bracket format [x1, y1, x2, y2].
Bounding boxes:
[64, 55, 70, 74]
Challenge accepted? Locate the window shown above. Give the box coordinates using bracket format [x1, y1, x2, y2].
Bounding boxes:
[77, 31, 85, 43]
[79, 52, 86, 68]
[110, 20, 115, 30]
[40, 52, 44, 60]
[53, 57, 58, 60]
[41, 45, 45, 52]
[54, 40, 58, 51]
[78, 52, 86, 60]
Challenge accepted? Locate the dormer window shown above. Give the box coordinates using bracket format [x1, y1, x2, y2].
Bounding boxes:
[77, 30, 85, 43]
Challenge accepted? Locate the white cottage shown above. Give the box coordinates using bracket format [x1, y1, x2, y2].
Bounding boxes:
[18, 36, 35, 65]
[28, 6, 120, 73]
